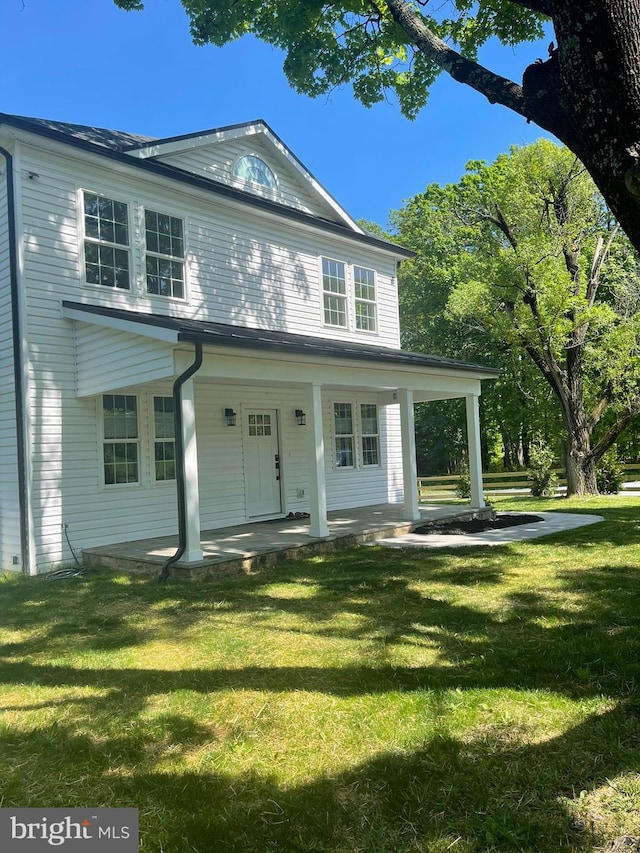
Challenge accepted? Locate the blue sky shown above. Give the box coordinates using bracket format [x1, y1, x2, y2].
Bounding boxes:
[1, 0, 552, 227]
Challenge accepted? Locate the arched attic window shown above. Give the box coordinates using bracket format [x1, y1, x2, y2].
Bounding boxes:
[232, 154, 278, 190]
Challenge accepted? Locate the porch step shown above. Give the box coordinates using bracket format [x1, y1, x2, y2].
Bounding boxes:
[82, 505, 495, 582]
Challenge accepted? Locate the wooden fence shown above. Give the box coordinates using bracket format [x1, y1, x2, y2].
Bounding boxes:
[418, 463, 640, 501]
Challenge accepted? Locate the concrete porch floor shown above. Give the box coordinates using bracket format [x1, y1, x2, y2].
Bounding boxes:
[82, 503, 492, 581]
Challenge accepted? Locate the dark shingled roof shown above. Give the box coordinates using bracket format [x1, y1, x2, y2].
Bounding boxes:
[1, 114, 155, 151]
[62, 301, 501, 377]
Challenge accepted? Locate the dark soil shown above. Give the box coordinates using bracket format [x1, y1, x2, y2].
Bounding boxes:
[414, 513, 543, 536]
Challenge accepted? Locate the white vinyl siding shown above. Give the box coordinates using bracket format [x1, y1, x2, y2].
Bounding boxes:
[15, 138, 404, 572]
[157, 136, 329, 218]
[324, 396, 398, 510]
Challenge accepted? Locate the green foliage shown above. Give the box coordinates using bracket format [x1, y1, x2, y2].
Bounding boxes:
[113, 0, 546, 119]
[527, 443, 558, 497]
[596, 448, 625, 494]
[394, 139, 640, 491]
[455, 466, 471, 498]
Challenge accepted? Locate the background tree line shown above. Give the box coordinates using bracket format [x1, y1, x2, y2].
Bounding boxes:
[385, 139, 640, 494]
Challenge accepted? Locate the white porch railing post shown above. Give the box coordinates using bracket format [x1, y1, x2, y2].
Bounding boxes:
[306, 383, 329, 538]
[398, 388, 420, 521]
[465, 392, 485, 508]
[181, 377, 204, 561]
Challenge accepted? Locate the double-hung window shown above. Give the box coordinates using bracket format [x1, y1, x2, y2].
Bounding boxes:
[354, 266, 377, 332]
[145, 209, 185, 299]
[153, 396, 176, 481]
[322, 258, 347, 327]
[102, 395, 139, 485]
[83, 193, 130, 289]
[334, 403, 354, 467]
[334, 402, 380, 468]
[360, 404, 380, 466]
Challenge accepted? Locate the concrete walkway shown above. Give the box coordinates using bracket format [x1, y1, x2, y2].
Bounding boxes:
[370, 511, 604, 549]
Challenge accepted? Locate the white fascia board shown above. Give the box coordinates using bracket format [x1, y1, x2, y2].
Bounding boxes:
[175, 346, 486, 397]
[62, 304, 180, 343]
[258, 127, 363, 234]
[127, 123, 265, 159]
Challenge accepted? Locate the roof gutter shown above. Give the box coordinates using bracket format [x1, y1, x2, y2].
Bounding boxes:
[0, 145, 30, 574]
[158, 342, 203, 584]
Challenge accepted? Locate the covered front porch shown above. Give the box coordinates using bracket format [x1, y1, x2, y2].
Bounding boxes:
[61, 301, 500, 581]
[82, 502, 493, 581]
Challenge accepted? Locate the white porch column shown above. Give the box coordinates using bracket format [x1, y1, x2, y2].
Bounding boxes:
[398, 388, 420, 521]
[181, 377, 203, 562]
[305, 383, 329, 538]
[465, 392, 485, 508]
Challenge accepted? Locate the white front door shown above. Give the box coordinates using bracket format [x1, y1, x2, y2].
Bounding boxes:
[246, 409, 282, 517]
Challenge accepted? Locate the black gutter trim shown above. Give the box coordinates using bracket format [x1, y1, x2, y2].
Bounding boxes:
[1, 113, 414, 259]
[0, 146, 30, 574]
[158, 343, 203, 584]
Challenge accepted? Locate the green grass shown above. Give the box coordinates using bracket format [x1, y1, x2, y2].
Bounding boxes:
[2, 495, 640, 851]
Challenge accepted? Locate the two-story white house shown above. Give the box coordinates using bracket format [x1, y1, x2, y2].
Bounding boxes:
[0, 112, 499, 576]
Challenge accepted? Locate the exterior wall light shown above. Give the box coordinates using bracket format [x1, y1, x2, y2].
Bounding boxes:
[295, 409, 306, 426]
[224, 408, 237, 427]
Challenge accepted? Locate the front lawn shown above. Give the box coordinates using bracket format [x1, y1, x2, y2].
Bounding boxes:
[2, 496, 640, 852]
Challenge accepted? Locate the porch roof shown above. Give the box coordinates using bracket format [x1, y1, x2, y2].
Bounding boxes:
[62, 301, 501, 379]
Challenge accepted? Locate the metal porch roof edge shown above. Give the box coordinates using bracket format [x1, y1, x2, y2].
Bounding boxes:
[62, 301, 501, 378]
[0, 112, 414, 259]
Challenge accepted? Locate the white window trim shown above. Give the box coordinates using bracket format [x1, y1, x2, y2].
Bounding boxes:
[79, 189, 191, 303]
[321, 256, 349, 329]
[231, 152, 279, 193]
[81, 189, 132, 293]
[98, 393, 144, 489]
[151, 394, 177, 484]
[143, 206, 188, 303]
[332, 401, 356, 469]
[331, 399, 381, 470]
[320, 256, 379, 335]
[359, 402, 381, 467]
[353, 265, 378, 334]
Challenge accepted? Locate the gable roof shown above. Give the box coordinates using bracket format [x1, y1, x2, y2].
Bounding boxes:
[125, 118, 362, 231]
[0, 112, 412, 258]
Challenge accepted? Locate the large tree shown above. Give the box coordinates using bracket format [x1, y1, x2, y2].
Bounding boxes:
[395, 140, 640, 495]
[114, 0, 640, 254]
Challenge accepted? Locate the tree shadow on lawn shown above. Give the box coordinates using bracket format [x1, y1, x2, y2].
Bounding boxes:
[1, 697, 639, 852]
[2, 549, 640, 702]
[3, 516, 640, 849]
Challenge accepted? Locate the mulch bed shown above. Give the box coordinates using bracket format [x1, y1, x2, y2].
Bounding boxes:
[414, 513, 543, 536]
